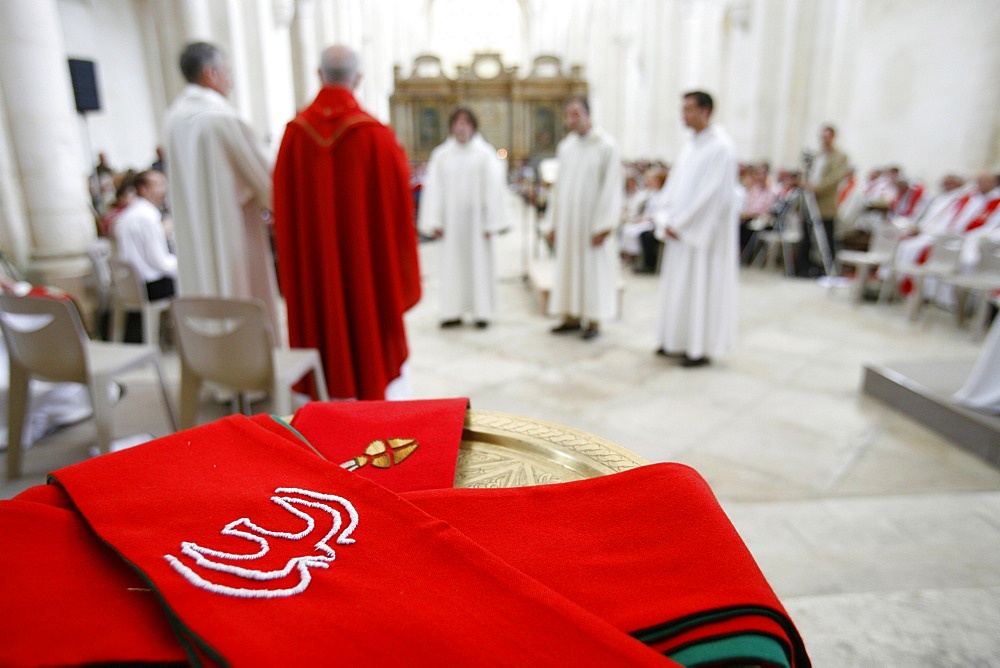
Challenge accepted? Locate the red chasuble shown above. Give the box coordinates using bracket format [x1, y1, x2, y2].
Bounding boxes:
[273, 86, 420, 400]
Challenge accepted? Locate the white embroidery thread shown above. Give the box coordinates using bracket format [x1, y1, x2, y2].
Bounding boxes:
[164, 487, 359, 599]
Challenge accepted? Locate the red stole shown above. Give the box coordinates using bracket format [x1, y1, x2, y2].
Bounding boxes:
[836, 175, 856, 207]
[1, 408, 810, 666]
[964, 196, 1000, 232]
[945, 192, 974, 231]
[892, 183, 924, 217]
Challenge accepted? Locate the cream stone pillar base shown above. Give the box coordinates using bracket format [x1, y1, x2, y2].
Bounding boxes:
[0, 0, 96, 307]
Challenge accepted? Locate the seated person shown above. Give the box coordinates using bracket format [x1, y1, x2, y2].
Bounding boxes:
[739, 163, 777, 252]
[97, 170, 136, 238]
[886, 173, 998, 296]
[622, 166, 668, 273]
[889, 176, 927, 225]
[112, 170, 177, 343]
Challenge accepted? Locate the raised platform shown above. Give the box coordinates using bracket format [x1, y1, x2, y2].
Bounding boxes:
[862, 359, 1000, 468]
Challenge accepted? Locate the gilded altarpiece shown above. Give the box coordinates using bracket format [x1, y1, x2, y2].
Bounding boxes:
[390, 54, 588, 163]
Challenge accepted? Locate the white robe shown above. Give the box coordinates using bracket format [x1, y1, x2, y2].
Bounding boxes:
[651, 125, 739, 359]
[419, 134, 506, 320]
[164, 85, 280, 336]
[547, 128, 624, 322]
[885, 188, 967, 280]
[954, 313, 1000, 412]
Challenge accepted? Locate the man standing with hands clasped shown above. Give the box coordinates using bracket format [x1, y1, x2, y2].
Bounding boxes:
[650, 91, 739, 368]
[546, 98, 623, 340]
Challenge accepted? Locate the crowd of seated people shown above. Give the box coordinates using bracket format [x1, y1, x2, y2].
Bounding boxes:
[617, 153, 998, 317]
[820, 164, 1000, 327]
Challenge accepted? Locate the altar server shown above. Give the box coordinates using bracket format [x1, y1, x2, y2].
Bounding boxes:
[650, 91, 740, 367]
[546, 98, 624, 340]
[420, 108, 507, 329]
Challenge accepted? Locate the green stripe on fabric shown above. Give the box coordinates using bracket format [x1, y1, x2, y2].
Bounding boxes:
[669, 634, 790, 667]
[267, 414, 308, 442]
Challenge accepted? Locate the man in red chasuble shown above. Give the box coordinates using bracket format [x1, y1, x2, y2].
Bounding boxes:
[273, 45, 421, 400]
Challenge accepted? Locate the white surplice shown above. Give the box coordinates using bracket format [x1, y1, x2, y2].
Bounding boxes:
[651, 125, 739, 359]
[547, 128, 624, 322]
[419, 134, 506, 321]
[164, 84, 280, 335]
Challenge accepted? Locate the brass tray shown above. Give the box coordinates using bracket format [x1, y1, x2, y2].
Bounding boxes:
[456, 410, 649, 488]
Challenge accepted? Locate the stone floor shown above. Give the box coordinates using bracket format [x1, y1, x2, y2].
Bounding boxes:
[4, 197, 1000, 665]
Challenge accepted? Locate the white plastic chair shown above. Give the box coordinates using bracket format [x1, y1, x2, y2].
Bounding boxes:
[939, 238, 1000, 337]
[170, 297, 329, 429]
[85, 238, 113, 324]
[878, 234, 964, 320]
[108, 257, 171, 346]
[835, 221, 906, 303]
[754, 215, 802, 273]
[0, 293, 177, 479]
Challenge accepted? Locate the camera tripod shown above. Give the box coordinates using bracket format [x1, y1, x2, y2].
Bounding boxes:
[741, 186, 835, 278]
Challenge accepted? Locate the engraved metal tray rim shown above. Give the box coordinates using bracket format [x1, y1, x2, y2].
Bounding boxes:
[457, 410, 649, 489]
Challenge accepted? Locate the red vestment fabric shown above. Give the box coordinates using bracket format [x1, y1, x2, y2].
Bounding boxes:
[0, 409, 809, 666]
[965, 196, 1000, 232]
[290, 397, 468, 492]
[406, 465, 809, 667]
[273, 86, 420, 400]
[43, 416, 672, 667]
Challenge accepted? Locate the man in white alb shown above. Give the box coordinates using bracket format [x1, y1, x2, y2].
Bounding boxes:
[650, 91, 739, 367]
[419, 108, 506, 329]
[163, 42, 280, 337]
[546, 98, 624, 340]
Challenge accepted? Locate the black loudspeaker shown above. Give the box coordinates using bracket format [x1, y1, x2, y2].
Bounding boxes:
[68, 58, 101, 113]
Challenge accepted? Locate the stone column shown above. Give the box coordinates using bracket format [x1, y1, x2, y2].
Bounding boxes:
[291, 0, 319, 110]
[0, 0, 95, 290]
[179, 0, 213, 41]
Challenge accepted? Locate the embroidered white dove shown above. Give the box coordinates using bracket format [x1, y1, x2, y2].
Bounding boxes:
[164, 487, 359, 599]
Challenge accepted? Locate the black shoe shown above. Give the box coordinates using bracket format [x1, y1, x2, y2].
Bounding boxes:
[680, 355, 711, 368]
[474, 320, 489, 329]
[580, 326, 600, 340]
[551, 321, 582, 334]
[656, 348, 684, 359]
[440, 319, 462, 328]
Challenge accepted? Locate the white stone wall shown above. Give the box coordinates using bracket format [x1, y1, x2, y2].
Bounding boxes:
[2, 0, 999, 276]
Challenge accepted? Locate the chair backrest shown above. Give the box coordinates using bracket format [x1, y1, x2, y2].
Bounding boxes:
[868, 222, 906, 256]
[170, 297, 276, 391]
[108, 257, 149, 308]
[87, 239, 112, 290]
[975, 238, 1000, 274]
[86, 239, 113, 306]
[0, 294, 90, 384]
[924, 234, 963, 272]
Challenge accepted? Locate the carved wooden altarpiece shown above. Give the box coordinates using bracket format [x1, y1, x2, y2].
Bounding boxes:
[390, 53, 588, 163]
